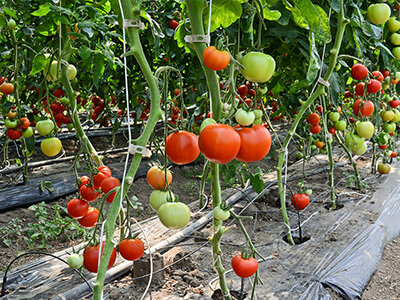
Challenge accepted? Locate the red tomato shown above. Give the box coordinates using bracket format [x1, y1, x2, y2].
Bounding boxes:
[169, 19, 179, 30]
[391, 151, 398, 158]
[98, 165, 112, 176]
[83, 244, 117, 273]
[291, 193, 310, 210]
[0, 82, 14, 95]
[198, 123, 241, 164]
[237, 85, 248, 96]
[367, 79, 381, 93]
[6, 128, 22, 140]
[78, 207, 99, 228]
[54, 88, 65, 98]
[146, 166, 172, 189]
[351, 63, 368, 80]
[202, 46, 231, 71]
[310, 124, 321, 134]
[101, 177, 120, 203]
[372, 70, 384, 82]
[379, 144, 387, 150]
[231, 255, 259, 278]
[67, 198, 89, 219]
[315, 141, 325, 149]
[234, 125, 271, 162]
[353, 99, 374, 117]
[93, 169, 111, 189]
[380, 69, 390, 78]
[80, 185, 96, 202]
[165, 131, 200, 165]
[119, 238, 145, 261]
[20, 117, 31, 130]
[306, 113, 320, 125]
[79, 175, 90, 188]
[390, 99, 400, 108]
[355, 82, 365, 96]
[316, 105, 323, 114]
[328, 127, 336, 136]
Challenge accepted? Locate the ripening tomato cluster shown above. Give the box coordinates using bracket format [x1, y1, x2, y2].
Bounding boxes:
[146, 165, 191, 230]
[90, 94, 110, 127]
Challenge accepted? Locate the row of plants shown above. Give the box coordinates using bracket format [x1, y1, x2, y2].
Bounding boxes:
[2, 0, 400, 299]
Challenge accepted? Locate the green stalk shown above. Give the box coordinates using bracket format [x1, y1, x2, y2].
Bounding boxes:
[371, 141, 376, 174]
[335, 133, 361, 188]
[277, 0, 347, 245]
[9, 26, 29, 184]
[320, 94, 336, 208]
[185, 1, 231, 298]
[92, 3, 163, 299]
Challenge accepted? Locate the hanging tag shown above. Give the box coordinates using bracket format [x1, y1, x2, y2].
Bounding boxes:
[129, 144, 151, 157]
[184, 34, 210, 44]
[318, 77, 331, 87]
[123, 19, 145, 30]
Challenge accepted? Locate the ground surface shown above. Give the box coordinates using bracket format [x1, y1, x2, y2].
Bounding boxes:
[1, 130, 400, 300]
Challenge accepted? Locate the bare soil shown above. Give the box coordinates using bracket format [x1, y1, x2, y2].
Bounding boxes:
[1, 131, 400, 300]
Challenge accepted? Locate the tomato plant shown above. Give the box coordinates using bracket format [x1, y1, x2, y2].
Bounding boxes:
[231, 254, 259, 278]
[83, 244, 117, 273]
[165, 131, 200, 165]
[157, 202, 191, 229]
[101, 177, 120, 203]
[240, 52, 275, 83]
[67, 198, 89, 219]
[198, 123, 241, 164]
[119, 238, 145, 261]
[146, 166, 172, 189]
[78, 207, 99, 228]
[291, 193, 310, 210]
[202, 46, 230, 71]
[234, 125, 271, 162]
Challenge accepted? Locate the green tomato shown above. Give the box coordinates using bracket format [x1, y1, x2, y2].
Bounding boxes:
[295, 152, 304, 160]
[381, 110, 394, 122]
[378, 131, 390, 145]
[391, 33, 400, 46]
[235, 108, 255, 126]
[5, 118, 18, 129]
[41, 137, 62, 157]
[356, 121, 375, 139]
[384, 150, 392, 157]
[45, 60, 59, 81]
[157, 202, 191, 229]
[213, 206, 230, 221]
[384, 122, 396, 133]
[8, 19, 16, 30]
[305, 189, 312, 196]
[334, 120, 347, 131]
[393, 47, 400, 59]
[345, 132, 365, 151]
[352, 142, 367, 155]
[311, 145, 317, 151]
[36, 119, 54, 136]
[387, 16, 400, 32]
[367, 3, 391, 25]
[253, 118, 262, 125]
[67, 254, 84, 269]
[258, 86, 268, 95]
[253, 109, 263, 119]
[60, 97, 70, 105]
[68, 64, 77, 80]
[328, 112, 340, 123]
[200, 118, 216, 132]
[384, 94, 393, 103]
[149, 190, 174, 212]
[240, 52, 276, 83]
[392, 109, 400, 123]
[67, 123, 74, 131]
[22, 127, 34, 138]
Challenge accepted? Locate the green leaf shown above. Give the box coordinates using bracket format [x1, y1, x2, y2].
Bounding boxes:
[3, 239, 11, 248]
[4, 8, 17, 20]
[249, 172, 264, 194]
[93, 53, 105, 87]
[29, 54, 47, 76]
[32, 3, 52, 16]
[327, 0, 341, 13]
[40, 181, 54, 193]
[0, 13, 7, 29]
[208, 0, 243, 32]
[261, 0, 281, 21]
[294, 1, 331, 44]
[25, 136, 36, 154]
[80, 45, 92, 61]
[306, 33, 320, 84]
